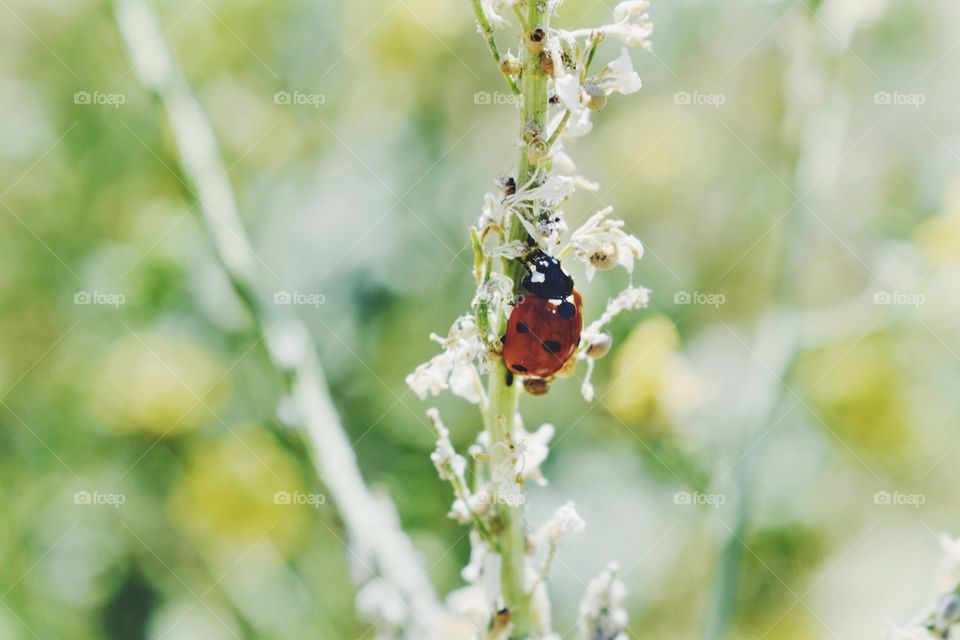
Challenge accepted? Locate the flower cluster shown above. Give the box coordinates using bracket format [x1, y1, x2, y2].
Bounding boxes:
[407, 0, 654, 635]
[579, 563, 630, 640]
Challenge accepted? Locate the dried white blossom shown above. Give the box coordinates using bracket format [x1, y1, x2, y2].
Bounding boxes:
[508, 174, 578, 207]
[483, 419, 555, 488]
[534, 501, 586, 546]
[472, 272, 515, 319]
[579, 563, 629, 640]
[406, 315, 484, 403]
[487, 240, 529, 259]
[462, 530, 491, 584]
[562, 107, 594, 138]
[555, 74, 584, 112]
[584, 286, 652, 338]
[595, 47, 643, 96]
[538, 211, 570, 248]
[449, 488, 494, 524]
[480, 0, 517, 28]
[596, 0, 654, 49]
[519, 421, 554, 486]
[480, 191, 511, 230]
[570, 207, 645, 280]
[577, 287, 650, 401]
[428, 408, 467, 482]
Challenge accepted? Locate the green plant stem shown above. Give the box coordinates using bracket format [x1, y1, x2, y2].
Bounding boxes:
[546, 109, 571, 148]
[470, 0, 521, 96]
[480, 2, 550, 637]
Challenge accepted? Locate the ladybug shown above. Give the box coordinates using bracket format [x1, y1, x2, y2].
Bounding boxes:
[502, 251, 583, 379]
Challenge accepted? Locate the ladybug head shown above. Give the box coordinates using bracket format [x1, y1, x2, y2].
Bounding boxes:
[521, 250, 574, 299]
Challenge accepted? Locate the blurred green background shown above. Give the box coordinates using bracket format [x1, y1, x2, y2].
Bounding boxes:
[3, 0, 960, 638]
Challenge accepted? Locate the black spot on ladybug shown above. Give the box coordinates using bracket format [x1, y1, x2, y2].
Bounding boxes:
[505, 371, 514, 386]
[516, 322, 529, 334]
[558, 300, 576, 319]
[512, 363, 528, 373]
[542, 340, 561, 353]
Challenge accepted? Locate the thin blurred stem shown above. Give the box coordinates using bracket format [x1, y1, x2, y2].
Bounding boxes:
[470, 0, 521, 96]
[112, 0, 443, 634]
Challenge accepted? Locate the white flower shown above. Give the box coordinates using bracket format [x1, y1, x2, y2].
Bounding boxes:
[578, 287, 651, 401]
[569, 1, 653, 50]
[535, 501, 586, 546]
[497, 479, 525, 507]
[579, 563, 629, 640]
[508, 174, 577, 206]
[555, 74, 584, 112]
[552, 147, 577, 176]
[406, 315, 484, 403]
[607, 0, 654, 49]
[427, 408, 467, 482]
[480, 0, 517, 28]
[539, 212, 569, 249]
[489, 418, 555, 486]
[584, 286, 652, 338]
[507, 175, 577, 247]
[479, 191, 510, 230]
[570, 207, 644, 280]
[596, 47, 642, 96]
[562, 107, 594, 138]
[472, 272, 515, 323]
[519, 421, 554, 486]
[461, 530, 491, 584]
[486, 240, 529, 259]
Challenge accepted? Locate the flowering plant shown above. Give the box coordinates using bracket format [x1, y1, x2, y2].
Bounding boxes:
[406, 0, 655, 636]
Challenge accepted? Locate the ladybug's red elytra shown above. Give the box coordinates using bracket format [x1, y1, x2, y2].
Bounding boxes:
[503, 251, 583, 379]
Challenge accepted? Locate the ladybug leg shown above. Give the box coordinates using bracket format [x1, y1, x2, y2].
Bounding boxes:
[505, 371, 514, 386]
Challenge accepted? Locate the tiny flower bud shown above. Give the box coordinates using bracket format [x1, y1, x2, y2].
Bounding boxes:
[539, 53, 555, 76]
[526, 139, 549, 165]
[523, 121, 543, 144]
[586, 333, 613, 359]
[528, 28, 546, 55]
[523, 377, 550, 395]
[499, 53, 522, 77]
[584, 83, 607, 111]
